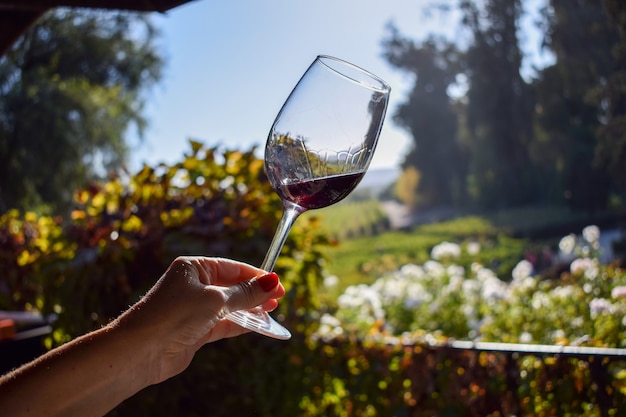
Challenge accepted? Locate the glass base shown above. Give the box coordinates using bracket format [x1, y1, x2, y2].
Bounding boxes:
[225, 308, 291, 340]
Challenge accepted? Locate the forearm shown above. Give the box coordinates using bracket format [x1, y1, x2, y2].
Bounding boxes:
[0, 320, 155, 417]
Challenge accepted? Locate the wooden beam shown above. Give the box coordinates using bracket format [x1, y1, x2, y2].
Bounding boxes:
[0, 0, 194, 13]
[0, 9, 45, 57]
[0, 0, 195, 58]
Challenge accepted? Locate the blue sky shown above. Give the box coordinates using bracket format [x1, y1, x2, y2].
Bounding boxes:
[130, 0, 545, 171]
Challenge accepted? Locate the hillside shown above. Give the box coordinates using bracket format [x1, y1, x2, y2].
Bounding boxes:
[355, 167, 399, 196]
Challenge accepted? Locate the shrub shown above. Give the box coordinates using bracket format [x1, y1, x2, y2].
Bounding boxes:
[320, 226, 626, 346]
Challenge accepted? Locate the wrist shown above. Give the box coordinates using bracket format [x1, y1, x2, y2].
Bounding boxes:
[109, 304, 164, 388]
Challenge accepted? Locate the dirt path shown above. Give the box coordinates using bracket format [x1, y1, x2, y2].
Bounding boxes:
[380, 201, 413, 230]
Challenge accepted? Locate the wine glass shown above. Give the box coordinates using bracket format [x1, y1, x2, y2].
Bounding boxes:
[225, 55, 391, 340]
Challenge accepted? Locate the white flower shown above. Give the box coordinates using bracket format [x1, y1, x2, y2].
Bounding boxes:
[447, 264, 465, 280]
[512, 260, 534, 281]
[476, 266, 497, 282]
[462, 304, 476, 319]
[470, 262, 483, 275]
[520, 332, 533, 343]
[372, 276, 404, 302]
[462, 279, 481, 298]
[612, 286, 626, 299]
[532, 292, 550, 310]
[443, 274, 464, 295]
[320, 313, 340, 327]
[559, 234, 577, 255]
[551, 285, 575, 299]
[430, 242, 461, 260]
[582, 225, 600, 245]
[481, 276, 507, 304]
[404, 282, 431, 308]
[584, 263, 599, 280]
[399, 264, 424, 279]
[552, 329, 566, 342]
[589, 298, 613, 318]
[323, 275, 338, 288]
[466, 241, 481, 256]
[338, 284, 385, 321]
[570, 258, 595, 275]
[424, 260, 445, 277]
[313, 314, 344, 342]
[509, 276, 536, 293]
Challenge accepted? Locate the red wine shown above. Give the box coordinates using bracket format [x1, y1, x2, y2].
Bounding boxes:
[275, 172, 365, 210]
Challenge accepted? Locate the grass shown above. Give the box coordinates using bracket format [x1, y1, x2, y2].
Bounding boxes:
[301, 199, 389, 239]
[317, 210, 528, 301]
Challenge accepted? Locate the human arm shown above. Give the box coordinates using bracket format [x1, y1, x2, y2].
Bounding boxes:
[0, 256, 285, 417]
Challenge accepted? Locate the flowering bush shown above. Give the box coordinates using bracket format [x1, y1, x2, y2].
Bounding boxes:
[317, 225, 626, 348]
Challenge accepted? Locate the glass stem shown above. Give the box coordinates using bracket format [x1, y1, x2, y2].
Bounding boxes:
[261, 201, 306, 272]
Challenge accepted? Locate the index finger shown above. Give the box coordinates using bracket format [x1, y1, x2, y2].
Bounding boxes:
[190, 257, 264, 286]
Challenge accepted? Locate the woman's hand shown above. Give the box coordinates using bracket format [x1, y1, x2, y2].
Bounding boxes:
[115, 256, 286, 384]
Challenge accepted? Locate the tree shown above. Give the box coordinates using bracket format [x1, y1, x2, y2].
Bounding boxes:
[460, 0, 536, 208]
[383, 24, 466, 209]
[533, 0, 623, 211]
[0, 9, 163, 214]
[593, 0, 626, 199]
[383, 0, 535, 211]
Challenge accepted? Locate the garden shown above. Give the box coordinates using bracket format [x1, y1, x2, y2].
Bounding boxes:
[2, 143, 626, 416]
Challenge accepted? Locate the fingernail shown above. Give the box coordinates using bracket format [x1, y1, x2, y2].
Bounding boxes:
[257, 272, 279, 292]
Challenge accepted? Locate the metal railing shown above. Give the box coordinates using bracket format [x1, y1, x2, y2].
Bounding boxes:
[441, 341, 626, 416]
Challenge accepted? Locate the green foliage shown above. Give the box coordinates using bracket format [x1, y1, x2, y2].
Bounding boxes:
[0, 9, 163, 214]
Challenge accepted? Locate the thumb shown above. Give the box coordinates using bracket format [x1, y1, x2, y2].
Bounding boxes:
[223, 272, 280, 313]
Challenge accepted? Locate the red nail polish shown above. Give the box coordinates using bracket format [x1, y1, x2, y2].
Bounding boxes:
[257, 272, 279, 291]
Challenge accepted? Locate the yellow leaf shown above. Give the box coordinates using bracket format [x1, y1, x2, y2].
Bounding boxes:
[122, 215, 143, 232]
[189, 139, 203, 155]
[183, 157, 199, 171]
[92, 193, 105, 209]
[17, 250, 33, 266]
[71, 210, 86, 220]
